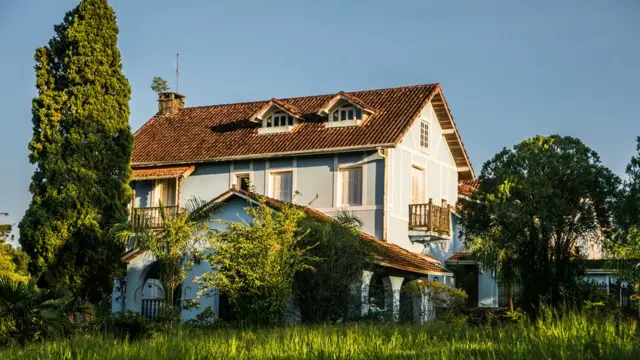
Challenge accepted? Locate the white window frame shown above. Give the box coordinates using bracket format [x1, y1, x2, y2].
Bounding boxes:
[337, 165, 364, 207]
[267, 169, 295, 202]
[258, 110, 296, 134]
[326, 105, 364, 128]
[420, 120, 430, 153]
[152, 178, 177, 207]
[232, 173, 251, 191]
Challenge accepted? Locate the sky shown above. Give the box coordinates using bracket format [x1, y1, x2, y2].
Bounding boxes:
[1, 0, 639, 243]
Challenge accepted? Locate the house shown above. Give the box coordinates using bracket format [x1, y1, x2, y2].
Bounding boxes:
[113, 83, 496, 322]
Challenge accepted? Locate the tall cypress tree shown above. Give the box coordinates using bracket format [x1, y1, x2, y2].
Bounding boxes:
[20, 0, 132, 301]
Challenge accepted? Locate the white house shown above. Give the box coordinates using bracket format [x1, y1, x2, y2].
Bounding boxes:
[114, 83, 573, 321]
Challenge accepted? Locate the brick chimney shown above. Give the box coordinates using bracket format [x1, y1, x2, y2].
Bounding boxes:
[157, 92, 185, 115]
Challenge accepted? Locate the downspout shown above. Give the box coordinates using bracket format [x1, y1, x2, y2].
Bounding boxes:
[377, 147, 388, 241]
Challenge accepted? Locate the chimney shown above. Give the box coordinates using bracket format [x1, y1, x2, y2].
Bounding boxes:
[157, 92, 185, 115]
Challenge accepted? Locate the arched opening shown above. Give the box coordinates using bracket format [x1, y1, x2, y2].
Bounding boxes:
[140, 261, 166, 319]
[399, 280, 414, 323]
[368, 274, 386, 313]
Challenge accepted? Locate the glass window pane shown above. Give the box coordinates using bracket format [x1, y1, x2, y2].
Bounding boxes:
[348, 109, 354, 120]
[355, 108, 362, 120]
[341, 110, 347, 121]
[288, 116, 294, 126]
[332, 110, 339, 122]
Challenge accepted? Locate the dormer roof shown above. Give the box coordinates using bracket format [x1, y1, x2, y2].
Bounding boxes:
[317, 91, 375, 116]
[249, 98, 302, 122]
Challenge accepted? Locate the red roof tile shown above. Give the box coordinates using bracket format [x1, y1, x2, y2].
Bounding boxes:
[131, 165, 195, 181]
[213, 189, 450, 275]
[133, 84, 475, 180]
[458, 179, 480, 197]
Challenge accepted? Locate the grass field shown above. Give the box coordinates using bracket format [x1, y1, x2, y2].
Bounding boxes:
[2, 312, 639, 359]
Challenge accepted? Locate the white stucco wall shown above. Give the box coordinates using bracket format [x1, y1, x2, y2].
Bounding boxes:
[385, 103, 461, 257]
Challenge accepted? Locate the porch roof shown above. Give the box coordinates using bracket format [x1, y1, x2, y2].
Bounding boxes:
[213, 189, 452, 275]
[131, 165, 196, 181]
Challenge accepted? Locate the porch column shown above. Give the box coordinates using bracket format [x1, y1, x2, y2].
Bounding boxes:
[383, 276, 404, 322]
[413, 287, 435, 324]
[360, 270, 374, 316]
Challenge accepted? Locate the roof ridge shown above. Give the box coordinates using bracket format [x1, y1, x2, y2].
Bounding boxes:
[174, 83, 439, 111]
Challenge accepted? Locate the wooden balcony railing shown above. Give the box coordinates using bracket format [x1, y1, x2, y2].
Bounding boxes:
[132, 206, 179, 229]
[408, 200, 451, 235]
[141, 298, 166, 319]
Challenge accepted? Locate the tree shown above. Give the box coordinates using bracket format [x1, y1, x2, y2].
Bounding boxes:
[197, 197, 317, 326]
[19, 0, 133, 302]
[460, 135, 619, 315]
[112, 199, 221, 314]
[0, 214, 29, 282]
[606, 137, 640, 290]
[150, 76, 170, 94]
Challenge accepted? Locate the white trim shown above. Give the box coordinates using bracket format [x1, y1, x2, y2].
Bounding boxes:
[325, 119, 363, 128]
[390, 214, 410, 222]
[315, 205, 382, 212]
[257, 125, 296, 135]
[266, 167, 297, 203]
[334, 153, 367, 208]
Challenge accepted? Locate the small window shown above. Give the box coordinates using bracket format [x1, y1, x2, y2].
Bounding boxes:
[265, 111, 294, 128]
[234, 174, 250, 191]
[270, 171, 293, 202]
[331, 106, 363, 122]
[339, 167, 363, 206]
[420, 121, 429, 151]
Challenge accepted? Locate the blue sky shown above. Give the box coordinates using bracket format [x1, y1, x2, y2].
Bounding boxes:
[1, 0, 639, 242]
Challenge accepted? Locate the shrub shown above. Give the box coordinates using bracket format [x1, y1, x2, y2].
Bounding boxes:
[404, 279, 468, 323]
[102, 311, 152, 341]
[293, 212, 376, 323]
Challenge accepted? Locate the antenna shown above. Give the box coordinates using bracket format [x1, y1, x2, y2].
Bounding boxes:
[175, 53, 180, 93]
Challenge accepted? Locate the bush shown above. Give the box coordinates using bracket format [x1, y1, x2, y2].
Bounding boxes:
[293, 212, 376, 323]
[102, 311, 153, 341]
[404, 279, 468, 323]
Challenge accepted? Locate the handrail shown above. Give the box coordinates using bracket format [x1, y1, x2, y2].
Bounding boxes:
[408, 199, 450, 234]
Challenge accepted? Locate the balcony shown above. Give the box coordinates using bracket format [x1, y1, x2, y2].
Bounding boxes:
[408, 200, 451, 241]
[132, 206, 179, 228]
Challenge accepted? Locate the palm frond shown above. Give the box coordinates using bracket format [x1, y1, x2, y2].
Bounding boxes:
[334, 210, 364, 229]
[185, 197, 225, 224]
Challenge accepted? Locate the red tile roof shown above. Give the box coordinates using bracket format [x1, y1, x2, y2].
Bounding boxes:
[446, 252, 474, 262]
[458, 179, 480, 197]
[213, 188, 450, 275]
[131, 165, 195, 181]
[133, 84, 475, 180]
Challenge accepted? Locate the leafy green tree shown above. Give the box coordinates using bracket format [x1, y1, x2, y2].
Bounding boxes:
[19, 0, 133, 302]
[198, 197, 317, 326]
[150, 76, 170, 94]
[293, 210, 375, 323]
[0, 214, 29, 282]
[112, 199, 221, 314]
[607, 137, 640, 289]
[460, 135, 619, 314]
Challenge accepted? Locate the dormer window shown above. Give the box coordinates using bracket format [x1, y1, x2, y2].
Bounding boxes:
[266, 111, 294, 128]
[319, 92, 374, 129]
[331, 106, 363, 122]
[250, 98, 301, 135]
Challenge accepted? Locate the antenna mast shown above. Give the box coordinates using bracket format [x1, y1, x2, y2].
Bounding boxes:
[175, 53, 180, 93]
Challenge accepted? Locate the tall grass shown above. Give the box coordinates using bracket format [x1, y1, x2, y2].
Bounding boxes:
[2, 311, 638, 359]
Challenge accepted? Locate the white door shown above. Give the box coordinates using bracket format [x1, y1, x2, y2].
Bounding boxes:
[411, 167, 424, 204]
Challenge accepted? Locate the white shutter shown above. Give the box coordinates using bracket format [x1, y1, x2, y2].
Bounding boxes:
[281, 172, 292, 201]
[349, 167, 362, 206]
[411, 167, 424, 204]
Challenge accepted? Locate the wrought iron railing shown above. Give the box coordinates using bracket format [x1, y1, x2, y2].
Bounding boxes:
[141, 299, 166, 319]
[408, 200, 451, 234]
[132, 206, 179, 228]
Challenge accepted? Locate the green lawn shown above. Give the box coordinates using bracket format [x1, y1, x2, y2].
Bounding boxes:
[2, 312, 639, 359]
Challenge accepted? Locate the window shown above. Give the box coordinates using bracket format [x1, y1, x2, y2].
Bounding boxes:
[234, 174, 250, 191]
[270, 171, 293, 201]
[331, 106, 363, 122]
[339, 167, 363, 206]
[266, 111, 294, 128]
[420, 121, 429, 151]
[411, 166, 424, 204]
[153, 179, 176, 206]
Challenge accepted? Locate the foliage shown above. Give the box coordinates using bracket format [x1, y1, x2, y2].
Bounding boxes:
[100, 310, 152, 341]
[112, 199, 221, 315]
[19, 0, 133, 302]
[0, 276, 86, 346]
[292, 210, 376, 323]
[3, 312, 640, 359]
[198, 196, 317, 326]
[150, 76, 170, 94]
[607, 137, 640, 291]
[0, 213, 12, 244]
[184, 306, 221, 328]
[404, 279, 468, 310]
[459, 135, 619, 315]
